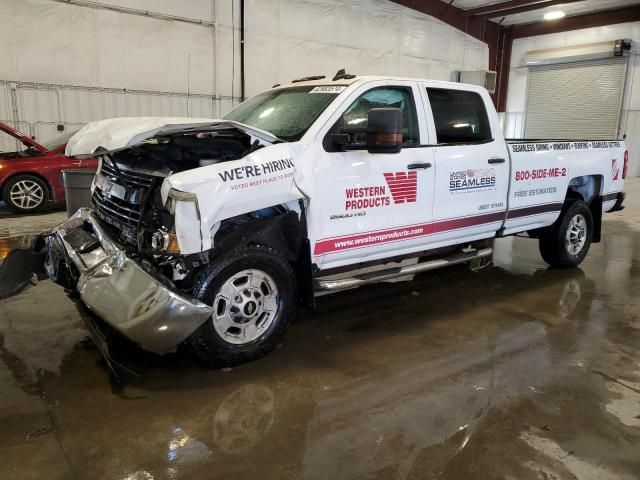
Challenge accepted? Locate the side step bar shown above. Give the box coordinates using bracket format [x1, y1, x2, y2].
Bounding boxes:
[315, 247, 493, 292]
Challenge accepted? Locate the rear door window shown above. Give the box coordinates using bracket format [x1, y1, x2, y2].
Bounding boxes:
[427, 88, 492, 144]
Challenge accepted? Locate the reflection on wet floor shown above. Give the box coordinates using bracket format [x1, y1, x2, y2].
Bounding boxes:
[0, 203, 66, 261]
[0, 184, 639, 479]
[0, 235, 36, 263]
[0, 204, 63, 297]
[0, 236, 47, 299]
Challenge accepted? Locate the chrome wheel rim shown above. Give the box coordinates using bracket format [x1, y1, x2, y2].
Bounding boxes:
[212, 269, 279, 345]
[9, 180, 44, 210]
[566, 213, 587, 256]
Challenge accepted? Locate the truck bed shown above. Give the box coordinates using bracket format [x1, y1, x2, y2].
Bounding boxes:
[502, 138, 626, 236]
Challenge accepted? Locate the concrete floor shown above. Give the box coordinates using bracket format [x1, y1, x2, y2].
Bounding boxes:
[1, 184, 639, 480]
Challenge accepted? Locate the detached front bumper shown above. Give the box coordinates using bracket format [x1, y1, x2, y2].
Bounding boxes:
[45, 208, 213, 354]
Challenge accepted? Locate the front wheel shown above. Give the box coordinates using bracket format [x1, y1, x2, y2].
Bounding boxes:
[186, 245, 296, 368]
[539, 200, 593, 268]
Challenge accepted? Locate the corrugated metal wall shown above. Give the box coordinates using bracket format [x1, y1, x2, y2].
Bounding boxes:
[0, 80, 239, 151]
[1, 0, 490, 153]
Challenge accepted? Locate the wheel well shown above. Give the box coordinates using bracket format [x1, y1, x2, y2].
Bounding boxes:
[565, 175, 603, 243]
[211, 203, 314, 307]
[531, 175, 604, 241]
[0, 172, 53, 200]
[213, 208, 306, 261]
[566, 175, 603, 205]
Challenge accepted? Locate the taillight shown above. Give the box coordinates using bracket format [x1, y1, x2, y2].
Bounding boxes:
[623, 150, 628, 179]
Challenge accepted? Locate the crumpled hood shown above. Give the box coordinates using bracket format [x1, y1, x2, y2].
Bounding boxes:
[65, 117, 280, 157]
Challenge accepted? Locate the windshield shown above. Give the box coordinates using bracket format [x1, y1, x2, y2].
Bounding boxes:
[40, 130, 79, 150]
[223, 86, 344, 141]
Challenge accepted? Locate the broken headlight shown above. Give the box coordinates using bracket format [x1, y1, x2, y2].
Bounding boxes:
[151, 229, 180, 253]
[149, 188, 200, 254]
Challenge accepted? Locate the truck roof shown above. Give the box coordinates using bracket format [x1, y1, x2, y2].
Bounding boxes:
[274, 75, 485, 92]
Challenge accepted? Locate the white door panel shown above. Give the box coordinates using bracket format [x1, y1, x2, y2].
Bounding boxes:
[431, 142, 509, 241]
[308, 147, 435, 264]
[304, 82, 436, 269]
[425, 87, 509, 242]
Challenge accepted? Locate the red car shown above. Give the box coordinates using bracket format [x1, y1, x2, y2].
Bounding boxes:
[0, 122, 98, 213]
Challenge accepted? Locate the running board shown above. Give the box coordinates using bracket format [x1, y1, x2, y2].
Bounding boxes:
[315, 247, 493, 292]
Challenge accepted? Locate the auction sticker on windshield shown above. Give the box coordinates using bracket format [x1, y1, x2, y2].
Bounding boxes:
[310, 86, 347, 94]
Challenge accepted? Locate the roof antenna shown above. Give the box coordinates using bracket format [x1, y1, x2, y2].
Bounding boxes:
[332, 68, 356, 81]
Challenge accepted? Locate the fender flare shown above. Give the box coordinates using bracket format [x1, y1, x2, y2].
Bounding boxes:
[211, 208, 315, 307]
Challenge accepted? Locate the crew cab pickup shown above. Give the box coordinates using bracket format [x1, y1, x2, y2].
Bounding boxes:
[43, 74, 628, 367]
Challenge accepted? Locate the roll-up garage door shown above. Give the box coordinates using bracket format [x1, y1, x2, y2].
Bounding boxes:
[524, 57, 627, 139]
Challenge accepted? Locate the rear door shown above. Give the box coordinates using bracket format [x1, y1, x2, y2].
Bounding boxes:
[424, 85, 509, 244]
[308, 81, 436, 269]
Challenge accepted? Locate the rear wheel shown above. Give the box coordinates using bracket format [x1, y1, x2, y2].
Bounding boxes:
[539, 200, 593, 268]
[3, 174, 49, 213]
[186, 245, 296, 368]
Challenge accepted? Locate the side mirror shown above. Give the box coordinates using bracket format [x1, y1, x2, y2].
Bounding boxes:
[328, 107, 403, 154]
[366, 107, 403, 154]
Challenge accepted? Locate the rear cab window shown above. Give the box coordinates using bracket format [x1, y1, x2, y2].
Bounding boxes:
[426, 88, 492, 145]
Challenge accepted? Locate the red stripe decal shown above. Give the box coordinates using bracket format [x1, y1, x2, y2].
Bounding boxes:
[314, 203, 562, 255]
[314, 211, 504, 255]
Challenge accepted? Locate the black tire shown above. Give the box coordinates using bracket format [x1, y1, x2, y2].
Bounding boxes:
[539, 200, 593, 268]
[186, 245, 296, 368]
[3, 174, 49, 213]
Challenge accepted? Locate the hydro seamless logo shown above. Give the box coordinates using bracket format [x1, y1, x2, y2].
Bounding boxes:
[344, 171, 417, 211]
[450, 168, 496, 193]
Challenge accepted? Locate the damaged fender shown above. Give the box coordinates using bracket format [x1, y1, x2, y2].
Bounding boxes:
[161, 142, 307, 255]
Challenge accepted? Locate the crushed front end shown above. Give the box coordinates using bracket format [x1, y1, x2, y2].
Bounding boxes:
[44, 118, 302, 354]
[45, 208, 214, 353]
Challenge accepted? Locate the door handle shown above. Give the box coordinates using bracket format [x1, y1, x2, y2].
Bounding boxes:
[407, 162, 432, 170]
[488, 157, 506, 164]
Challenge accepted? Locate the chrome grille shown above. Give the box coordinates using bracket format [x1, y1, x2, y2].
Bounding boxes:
[91, 163, 159, 240]
[92, 188, 142, 228]
[99, 161, 154, 189]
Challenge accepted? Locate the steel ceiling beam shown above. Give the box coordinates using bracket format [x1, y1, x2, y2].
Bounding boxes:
[392, 0, 497, 43]
[473, 0, 585, 18]
[512, 5, 640, 38]
[467, 0, 553, 16]
[390, 1, 640, 113]
[391, 0, 506, 109]
[495, 26, 513, 113]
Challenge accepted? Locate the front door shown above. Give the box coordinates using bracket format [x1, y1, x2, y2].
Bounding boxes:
[308, 83, 436, 270]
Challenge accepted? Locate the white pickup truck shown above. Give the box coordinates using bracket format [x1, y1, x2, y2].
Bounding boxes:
[44, 72, 628, 367]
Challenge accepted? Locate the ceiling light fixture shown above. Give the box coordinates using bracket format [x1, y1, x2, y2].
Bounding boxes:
[544, 11, 566, 21]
